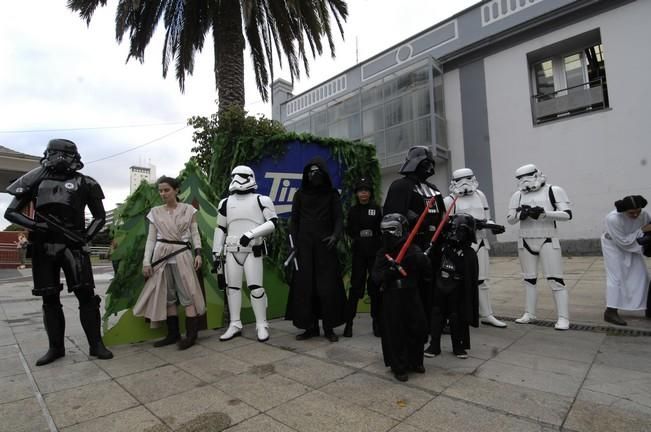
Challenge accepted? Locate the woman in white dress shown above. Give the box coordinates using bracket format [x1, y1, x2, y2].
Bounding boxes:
[134, 176, 205, 348]
[601, 195, 651, 326]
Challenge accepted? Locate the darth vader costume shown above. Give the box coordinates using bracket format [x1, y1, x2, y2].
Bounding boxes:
[427, 214, 480, 358]
[372, 213, 430, 382]
[4, 139, 113, 365]
[383, 146, 446, 343]
[285, 157, 346, 341]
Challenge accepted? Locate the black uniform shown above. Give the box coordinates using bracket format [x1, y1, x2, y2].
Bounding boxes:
[285, 157, 346, 339]
[345, 199, 382, 331]
[4, 139, 113, 366]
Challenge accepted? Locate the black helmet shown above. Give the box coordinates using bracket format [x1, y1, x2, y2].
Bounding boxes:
[354, 177, 372, 193]
[380, 213, 409, 250]
[446, 213, 476, 247]
[399, 146, 435, 176]
[41, 139, 83, 172]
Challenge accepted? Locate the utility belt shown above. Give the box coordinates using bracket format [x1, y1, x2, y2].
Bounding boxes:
[151, 239, 192, 267]
[225, 236, 266, 257]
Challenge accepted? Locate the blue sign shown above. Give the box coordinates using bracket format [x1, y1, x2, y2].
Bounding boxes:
[250, 141, 343, 217]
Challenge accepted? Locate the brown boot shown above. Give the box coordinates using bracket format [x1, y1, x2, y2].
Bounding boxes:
[604, 308, 627, 326]
[178, 316, 199, 350]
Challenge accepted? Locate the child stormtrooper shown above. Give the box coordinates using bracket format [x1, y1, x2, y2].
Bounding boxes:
[445, 168, 506, 328]
[506, 164, 572, 330]
[213, 166, 278, 342]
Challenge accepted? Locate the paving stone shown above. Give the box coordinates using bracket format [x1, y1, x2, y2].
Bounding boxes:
[594, 349, 651, 374]
[266, 332, 333, 354]
[364, 361, 464, 394]
[60, 406, 169, 432]
[577, 389, 651, 417]
[199, 333, 257, 353]
[508, 328, 604, 363]
[405, 395, 545, 432]
[0, 397, 49, 432]
[214, 372, 310, 411]
[424, 351, 485, 374]
[222, 413, 296, 432]
[320, 372, 434, 420]
[0, 373, 33, 404]
[146, 385, 259, 430]
[267, 390, 397, 432]
[564, 399, 651, 432]
[582, 364, 651, 410]
[44, 380, 138, 428]
[223, 341, 295, 366]
[475, 358, 583, 397]
[31, 360, 110, 394]
[272, 353, 354, 388]
[24, 345, 89, 371]
[176, 352, 251, 383]
[444, 375, 573, 426]
[491, 348, 591, 378]
[94, 350, 168, 378]
[0, 352, 24, 378]
[147, 343, 214, 364]
[116, 364, 203, 403]
[307, 343, 379, 369]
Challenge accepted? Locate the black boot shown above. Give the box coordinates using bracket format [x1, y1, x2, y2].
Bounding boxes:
[153, 315, 180, 347]
[372, 319, 381, 337]
[80, 296, 113, 359]
[323, 327, 339, 342]
[343, 321, 353, 338]
[178, 316, 199, 350]
[604, 308, 627, 326]
[36, 304, 66, 366]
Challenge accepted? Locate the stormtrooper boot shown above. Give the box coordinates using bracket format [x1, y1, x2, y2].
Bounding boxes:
[250, 287, 269, 342]
[220, 287, 243, 341]
[551, 283, 570, 330]
[515, 281, 537, 324]
[478, 284, 506, 328]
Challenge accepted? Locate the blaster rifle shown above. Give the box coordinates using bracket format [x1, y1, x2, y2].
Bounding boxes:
[475, 219, 506, 235]
[35, 212, 87, 245]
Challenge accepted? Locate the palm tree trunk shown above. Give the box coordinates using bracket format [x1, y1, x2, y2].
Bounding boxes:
[213, 1, 245, 114]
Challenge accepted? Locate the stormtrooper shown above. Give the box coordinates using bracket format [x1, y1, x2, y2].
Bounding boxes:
[4, 139, 113, 365]
[506, 164, 572, 330]
[445, 168, 506, 328]
[213, 166, 278, 342]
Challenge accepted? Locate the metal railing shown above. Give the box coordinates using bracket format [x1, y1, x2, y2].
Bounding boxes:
[532, 78, 606, 124]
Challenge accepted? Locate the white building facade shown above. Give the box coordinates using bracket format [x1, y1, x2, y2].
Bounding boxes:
[272, 0, 650, 253]
[129, 164, 156, 194]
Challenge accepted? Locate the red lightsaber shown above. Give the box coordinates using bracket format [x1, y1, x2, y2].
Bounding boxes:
[424, 195, 458, 255]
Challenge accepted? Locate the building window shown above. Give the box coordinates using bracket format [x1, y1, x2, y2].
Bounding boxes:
[528, 30, 608, 124]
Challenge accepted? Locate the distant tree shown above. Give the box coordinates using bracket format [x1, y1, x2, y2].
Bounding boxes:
[3, 223, 25, 232]
[68, 0, 348, 113]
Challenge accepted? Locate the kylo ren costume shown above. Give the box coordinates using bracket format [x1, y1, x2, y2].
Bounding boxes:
[285, 157, 346, 341]
[4, 139, 113, 366]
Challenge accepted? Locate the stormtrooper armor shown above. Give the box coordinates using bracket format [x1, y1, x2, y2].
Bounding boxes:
[445, 168, 506, 328]
[506, 164, 572, 330]
[213, 166, 278, 342]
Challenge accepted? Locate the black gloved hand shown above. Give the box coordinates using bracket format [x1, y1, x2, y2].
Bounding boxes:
[519, 205, 531, 221]
[529, 206, 545, 220]
[322, 235, 338, 249]
[491, 225, 506, 235]
[239, 234, 252, 247]
[212, 254, 222, 273]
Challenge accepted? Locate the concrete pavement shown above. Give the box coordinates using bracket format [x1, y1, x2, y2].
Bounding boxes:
[1, 256, 650, 431]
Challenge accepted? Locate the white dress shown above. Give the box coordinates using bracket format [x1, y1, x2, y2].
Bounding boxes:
[601, 209, 650, 310]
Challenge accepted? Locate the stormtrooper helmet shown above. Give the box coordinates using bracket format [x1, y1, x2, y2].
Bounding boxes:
[42, 139, 83, 172]
[229, 165, 257, 193]
[515, 164, 546, 192]
[450, 168, 479, 196]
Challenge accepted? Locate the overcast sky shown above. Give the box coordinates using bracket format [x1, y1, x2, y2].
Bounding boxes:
[0, 0, 478, 229]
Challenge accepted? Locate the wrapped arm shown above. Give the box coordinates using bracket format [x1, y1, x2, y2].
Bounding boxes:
[142, 223, 157, 267]
[506, 192, 521, 225]
[190, 214, 201, 254]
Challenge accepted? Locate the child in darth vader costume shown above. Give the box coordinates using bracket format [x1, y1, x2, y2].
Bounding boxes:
[286, 157, 346, 342]
[426, 214, 479, 359]
[372, 213, 430, 382]
[344, 177, 382, 337]
[4, 139, 113, 365]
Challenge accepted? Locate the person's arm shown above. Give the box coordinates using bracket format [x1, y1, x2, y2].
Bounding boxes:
[605, 212, 646, 253]
[239, 196, 277, 246]
[506, 191, 521, 225]
[190, 213, 202, 270]
[4, 196, 45, 232]
[85, 177, 106, 241]
[540, 186, 572, 222]
[142, 219, 157, 277]
[323, 191, 343, 249]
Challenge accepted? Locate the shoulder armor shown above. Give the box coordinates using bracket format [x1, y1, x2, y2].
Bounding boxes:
[5, 166, 47, 197]
[83, 175, 105, 199]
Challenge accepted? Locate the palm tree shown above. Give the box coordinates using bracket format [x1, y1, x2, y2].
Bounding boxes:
[68, 0, 348, 113]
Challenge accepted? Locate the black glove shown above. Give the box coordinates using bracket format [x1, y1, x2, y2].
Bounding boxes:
[518, 205, 531, 220]
[491, 225, 506, 235]
[239, 234, 252, 247]
[322, 235, 338, 249]
[529, 206, 545, 220]
[212, 254, 222, 273]
[383, 265, 404, 281]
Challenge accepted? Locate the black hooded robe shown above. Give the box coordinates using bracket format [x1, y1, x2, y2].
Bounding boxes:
[285, 157, 346, 330]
